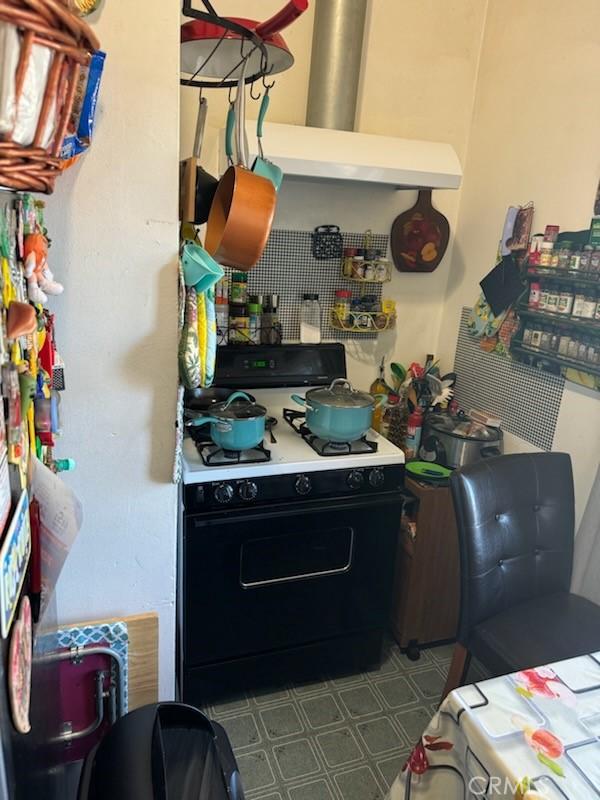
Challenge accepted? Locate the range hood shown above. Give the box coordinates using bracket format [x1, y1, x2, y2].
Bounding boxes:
[216, 0, 461, 191]
[218, 121, 462, 190]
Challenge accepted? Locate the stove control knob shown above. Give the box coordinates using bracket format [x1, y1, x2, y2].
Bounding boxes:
[347, 470, 364, 490]
[214, 483, 234, 504]
[369, 468, 385, 488]
[239, 480, 259, 502]
[295, 474, 312, 496]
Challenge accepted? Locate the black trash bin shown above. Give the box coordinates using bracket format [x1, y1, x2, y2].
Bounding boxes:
[78, 703, 245, 800]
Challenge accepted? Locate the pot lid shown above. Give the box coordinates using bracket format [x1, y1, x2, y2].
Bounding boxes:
[213, 391, 266, 420]
[307, 379, 374, 409]
[428, 414, 500, 441]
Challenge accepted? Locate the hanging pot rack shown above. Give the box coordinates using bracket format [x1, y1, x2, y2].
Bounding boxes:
[181, 0, 307, 90]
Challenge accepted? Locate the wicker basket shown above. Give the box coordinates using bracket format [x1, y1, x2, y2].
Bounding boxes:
[0, 0, 100, 194]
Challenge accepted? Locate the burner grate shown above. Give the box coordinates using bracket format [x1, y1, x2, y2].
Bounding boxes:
[197, 441, 272, 466]
[283, 409, 378, 457]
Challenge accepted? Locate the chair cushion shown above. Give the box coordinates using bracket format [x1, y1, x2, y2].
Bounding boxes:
[469, 592, 600, 676]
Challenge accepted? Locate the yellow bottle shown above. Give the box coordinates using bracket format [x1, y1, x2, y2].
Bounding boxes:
[370, 358, 389, 433]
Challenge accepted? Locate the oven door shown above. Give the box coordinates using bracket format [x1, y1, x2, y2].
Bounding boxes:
[183, 493, 401, 666]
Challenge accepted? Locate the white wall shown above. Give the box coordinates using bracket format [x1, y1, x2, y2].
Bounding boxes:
[45, 0, 179, 698]
[436, 0, 600, 524]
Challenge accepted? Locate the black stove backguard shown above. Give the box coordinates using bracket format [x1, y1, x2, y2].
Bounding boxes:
[213, 343, 347, 389]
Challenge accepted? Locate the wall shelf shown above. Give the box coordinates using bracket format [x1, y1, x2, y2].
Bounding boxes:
[526, 268, 600, 289]
[518, 306, 600, 335]
[511, 343, 600, 379]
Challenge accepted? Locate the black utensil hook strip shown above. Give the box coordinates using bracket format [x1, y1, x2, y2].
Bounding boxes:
[181, 0, 272, 89]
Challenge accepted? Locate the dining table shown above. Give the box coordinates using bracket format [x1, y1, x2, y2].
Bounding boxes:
[388, 651, 600, 799]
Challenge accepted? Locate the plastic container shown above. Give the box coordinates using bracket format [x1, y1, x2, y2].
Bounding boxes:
[404, 407, 424, 460]
[300, 293, 321, 344]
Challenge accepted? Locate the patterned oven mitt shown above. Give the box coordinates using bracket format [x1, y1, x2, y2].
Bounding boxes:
[178, 287, 201, 389]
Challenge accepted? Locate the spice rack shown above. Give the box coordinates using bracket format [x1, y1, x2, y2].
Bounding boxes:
[511, 261, 600, 381]
[340, 259, 392, 284]
[329, 309, 396, 334]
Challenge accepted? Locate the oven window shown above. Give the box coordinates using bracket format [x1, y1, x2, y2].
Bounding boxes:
[240, 526, 354, 588]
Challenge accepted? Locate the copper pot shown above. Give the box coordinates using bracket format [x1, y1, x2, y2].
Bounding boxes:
[205, 60, 277, 271]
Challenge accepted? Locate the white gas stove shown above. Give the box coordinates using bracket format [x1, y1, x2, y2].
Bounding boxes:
[182, 386, 405, 485]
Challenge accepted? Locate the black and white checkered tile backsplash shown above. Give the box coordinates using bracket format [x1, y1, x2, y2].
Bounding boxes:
[223, 229, 389, 341]
[454, 307, 564, 450]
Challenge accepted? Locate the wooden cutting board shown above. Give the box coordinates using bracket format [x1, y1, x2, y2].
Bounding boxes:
[391, 189, 450, 272]
[81, 612, 158, 710]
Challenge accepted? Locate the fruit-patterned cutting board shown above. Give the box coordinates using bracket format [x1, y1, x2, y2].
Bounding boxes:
[391, 189, 450, 273]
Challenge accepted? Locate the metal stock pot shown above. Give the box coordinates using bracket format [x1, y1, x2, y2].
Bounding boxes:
[292, 378, 375, 443]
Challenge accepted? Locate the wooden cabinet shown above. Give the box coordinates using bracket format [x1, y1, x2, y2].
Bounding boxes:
[390, 477, 460, 659]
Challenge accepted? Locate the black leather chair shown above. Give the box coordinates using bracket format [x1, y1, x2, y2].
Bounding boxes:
[442, 452, 600, 700]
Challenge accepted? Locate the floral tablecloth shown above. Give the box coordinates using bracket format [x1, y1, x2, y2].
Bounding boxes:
[389, 652, 600, 799]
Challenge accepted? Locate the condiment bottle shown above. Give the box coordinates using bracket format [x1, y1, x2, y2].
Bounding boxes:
[545, 282, 559, 314]
[342, 247, 357, 278]
[230, 272, 248, 304]
[229, 304, 249, 344]
[248, 302, 262, 344]
[557, 286, 574, 315]
[404, 407, 424, 460]
[540, 241, 554, 267]
[334, 289, 352, 323]
[528, 281, 541, 309]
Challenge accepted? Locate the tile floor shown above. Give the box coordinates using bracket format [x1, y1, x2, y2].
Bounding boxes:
[204, 639, 488, 800]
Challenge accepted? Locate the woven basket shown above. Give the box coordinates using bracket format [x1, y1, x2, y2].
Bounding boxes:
[0, 0, 100, 193]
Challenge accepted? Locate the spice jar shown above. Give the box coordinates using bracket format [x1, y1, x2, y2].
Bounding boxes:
[352, 253, 365, 279]
[229, 304, 249, 344]
[558, 334, 571, 356]
[545, 282, 559, 314]
[375, 259, 390, 282]
[573, 291, 586, 317]
[557, 286, 574, 315]
[539, 285, 549, 310]
[557, 241, 572, 269]
[580, 245, 593, 273]
[230, 272, 248, 304]
[582, 292, 597, 320]
[364, 262, 375, 281]
[578, 339, 589, 362]
[539, 241, 554, 267]
[567, 337, 580, 359]
[530, 327, 542, 348]
[569, 251, 581, 271]
[540, 327, 551, 350]
[528, 281, 541, 309]
[334, 289, 352, 323]
[595, 296, 600, 321]
[248, 302, 262, 344]
[523, 326, 533, 346]
[590, 250, 600, 276]
[342, 247, 357, 278]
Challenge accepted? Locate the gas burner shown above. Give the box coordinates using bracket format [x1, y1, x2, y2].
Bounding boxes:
[197, 441, 271, 467]
[283, 409, 378, 457]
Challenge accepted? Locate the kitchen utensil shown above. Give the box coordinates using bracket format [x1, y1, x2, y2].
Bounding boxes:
[391, 190, 450, 272]
[181, 1, 308, 80]
[180, 96, 219, 225]
[291, 378, 377, 443]
[311, 225, 344, 260]
[204, 60, 277, 270]
[181, 242, 224, 292]
[266, 416, 278, 444]
[187, 391, 267, 451]
[405, 461, 452, 484]
[421, 413, 503, 470]
[251, 92, 283, 191]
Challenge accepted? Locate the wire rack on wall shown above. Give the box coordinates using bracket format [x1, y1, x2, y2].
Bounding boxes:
[180, 1, 305, 89]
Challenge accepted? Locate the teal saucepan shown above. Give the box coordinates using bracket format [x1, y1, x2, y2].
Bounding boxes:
[292, 378, 378, 443]
[187, 391, 267, 451]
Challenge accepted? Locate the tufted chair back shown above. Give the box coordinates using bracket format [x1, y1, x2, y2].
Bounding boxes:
[450, 453, 575, 644]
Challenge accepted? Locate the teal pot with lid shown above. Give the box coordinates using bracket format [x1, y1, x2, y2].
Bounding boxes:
[292, 379, 376, 443]
[186, 391, 266, 451]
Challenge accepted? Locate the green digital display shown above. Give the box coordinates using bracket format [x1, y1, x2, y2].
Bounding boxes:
[252, 360, 269, 368]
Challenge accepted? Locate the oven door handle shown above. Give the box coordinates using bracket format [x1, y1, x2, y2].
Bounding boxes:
[240, 528, 355, 589]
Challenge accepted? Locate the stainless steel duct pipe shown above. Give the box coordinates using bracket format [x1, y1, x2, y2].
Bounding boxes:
[306, 0, 368, 131]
